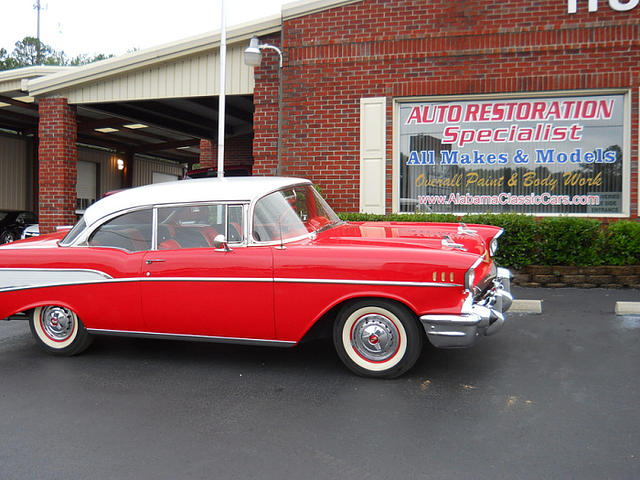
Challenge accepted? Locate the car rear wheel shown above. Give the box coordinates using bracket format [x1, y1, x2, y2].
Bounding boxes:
[29, 306, 93, 356]
[333, 299, 423, 378]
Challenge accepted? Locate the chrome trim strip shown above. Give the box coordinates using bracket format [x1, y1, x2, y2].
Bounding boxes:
[136, 277, 273, 283]
[274, 278, 461, 288]
[0, 271, 461, 293]
[86, 328, 297, 347]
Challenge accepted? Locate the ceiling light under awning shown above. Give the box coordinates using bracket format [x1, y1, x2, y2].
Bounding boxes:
[95, 127, 119, 133]
[123, 123, 148, 129]
[12, 96, 34, 103]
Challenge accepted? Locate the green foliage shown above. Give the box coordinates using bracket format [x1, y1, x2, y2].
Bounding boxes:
[336, 212, 640, 268]
[536, 217, 603, 267]
[0, 36, 113, 71]
[602, 221, 640, 265]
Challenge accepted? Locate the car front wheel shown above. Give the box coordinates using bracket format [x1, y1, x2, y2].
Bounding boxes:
[333, 299, 423, 378]
[1, 231, 15, 244]
[29, 306, 93, 356]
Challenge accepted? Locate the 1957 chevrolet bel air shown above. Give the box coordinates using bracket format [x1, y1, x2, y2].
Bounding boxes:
[0, 177, 512, 378]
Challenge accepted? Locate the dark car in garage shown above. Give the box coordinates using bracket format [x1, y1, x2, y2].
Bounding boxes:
[0, 210, 38, 244]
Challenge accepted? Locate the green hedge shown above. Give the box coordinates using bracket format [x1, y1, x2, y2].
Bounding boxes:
[337, 213, 640, 269]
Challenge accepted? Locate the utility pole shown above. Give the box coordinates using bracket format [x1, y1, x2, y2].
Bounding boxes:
[33, 0, 43, 64]
[217, 0, 226, 178]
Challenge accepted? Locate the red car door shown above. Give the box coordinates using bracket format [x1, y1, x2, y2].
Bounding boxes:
[140, 246, 275, 340]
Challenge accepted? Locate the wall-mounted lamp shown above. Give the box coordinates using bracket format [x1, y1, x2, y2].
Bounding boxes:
[116, 158, 125, 171]
[243, 36, 283, 68]
[243, 36, 284, 175]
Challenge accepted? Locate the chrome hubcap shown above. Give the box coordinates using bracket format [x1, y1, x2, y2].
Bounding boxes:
[351, 314, 399, 362]
[41, 306, 75, 341]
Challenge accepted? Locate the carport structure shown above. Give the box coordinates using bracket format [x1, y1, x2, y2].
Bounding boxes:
[1, 17, 280, 233]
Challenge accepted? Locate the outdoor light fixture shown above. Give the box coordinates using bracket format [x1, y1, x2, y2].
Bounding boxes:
[243, 36, 283, 68]
[243, 35, 284, 175]
[116, 158, 124, 171]
[95, 127, 119, 134]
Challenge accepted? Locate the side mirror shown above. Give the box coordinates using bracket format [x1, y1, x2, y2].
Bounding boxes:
[213, 234, 231, 252]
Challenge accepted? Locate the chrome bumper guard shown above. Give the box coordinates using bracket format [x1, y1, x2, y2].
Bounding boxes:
[420, 267, 513, 348]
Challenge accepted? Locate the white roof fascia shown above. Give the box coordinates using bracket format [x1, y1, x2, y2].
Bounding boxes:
[282, 0, 362, 20]
[0, 65, 72, 82]
[0, 66, 73, 94]
[27, 15, 282, 98]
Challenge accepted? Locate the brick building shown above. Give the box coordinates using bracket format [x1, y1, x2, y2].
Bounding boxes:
[252, 0, 638, 217]
[0, 0, 637, 233]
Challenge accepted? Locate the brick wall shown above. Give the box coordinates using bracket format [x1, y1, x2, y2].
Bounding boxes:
[38, 97, 78, 234]
[250, 0, 639, 214]
[199, 134, 254, 172]
[252, 33, 282, 176]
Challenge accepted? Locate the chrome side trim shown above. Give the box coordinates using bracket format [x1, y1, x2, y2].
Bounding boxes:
[86, 328, 297, 347]
[135, 277, 273, 283]
[274, 278, 462, 288]
[0, 272, 462, 293]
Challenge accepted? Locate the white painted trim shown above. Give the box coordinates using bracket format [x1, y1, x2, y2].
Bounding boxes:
[360, 97, 387, 214]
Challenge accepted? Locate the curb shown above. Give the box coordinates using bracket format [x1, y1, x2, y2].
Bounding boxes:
[510, 299, 542, 314]
[615, 302, 640, 315]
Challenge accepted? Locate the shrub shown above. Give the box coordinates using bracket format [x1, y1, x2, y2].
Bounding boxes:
[535, 217, 603, 266]
[602, 221, 640, 265]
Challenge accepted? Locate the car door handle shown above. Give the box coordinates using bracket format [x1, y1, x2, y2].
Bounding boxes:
[145, 259, 166, 264]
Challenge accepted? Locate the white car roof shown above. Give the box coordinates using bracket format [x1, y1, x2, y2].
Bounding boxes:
[82, 176, 311, 227]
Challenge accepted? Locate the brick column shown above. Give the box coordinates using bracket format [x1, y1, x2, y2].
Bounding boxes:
[38, 97, 78, 234]
[251, 34, 281, 176]
[199, 139, 216, 169]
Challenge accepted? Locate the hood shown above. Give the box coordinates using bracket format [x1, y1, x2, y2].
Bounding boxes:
[316, 221, 487, 256]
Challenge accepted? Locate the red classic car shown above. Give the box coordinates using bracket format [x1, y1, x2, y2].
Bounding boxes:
[0, 177, 512, 378]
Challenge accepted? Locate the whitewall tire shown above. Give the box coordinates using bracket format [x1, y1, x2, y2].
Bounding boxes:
[333, 299, 423, 378]
[29, 306, 93, 356]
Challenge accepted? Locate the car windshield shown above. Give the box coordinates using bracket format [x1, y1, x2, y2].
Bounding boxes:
[253, 184, 341, 242]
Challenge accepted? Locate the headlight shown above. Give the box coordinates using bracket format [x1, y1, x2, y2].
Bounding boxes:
[489, 229, 504, 257]
[490, 238, 498, 256]
[464, 257, 483, 292]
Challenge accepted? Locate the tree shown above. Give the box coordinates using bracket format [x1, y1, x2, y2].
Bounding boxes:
[0, 36, 113, 71]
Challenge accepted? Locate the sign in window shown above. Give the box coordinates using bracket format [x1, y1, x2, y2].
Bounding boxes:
[398, 93, 626, 215]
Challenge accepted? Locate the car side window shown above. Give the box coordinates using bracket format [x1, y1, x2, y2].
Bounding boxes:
[156, 204, 244, 250]
[88, 209, 152, 252]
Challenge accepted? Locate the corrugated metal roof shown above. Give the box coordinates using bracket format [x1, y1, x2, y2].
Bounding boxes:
[27, 16, 281, 99]
[25, 0, 364, 101]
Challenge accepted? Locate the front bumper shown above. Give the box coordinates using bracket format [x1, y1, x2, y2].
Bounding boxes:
[420, 267, 513, 348]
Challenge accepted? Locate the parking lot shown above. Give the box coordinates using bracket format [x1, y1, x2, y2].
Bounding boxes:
[1, 287, 639, 480]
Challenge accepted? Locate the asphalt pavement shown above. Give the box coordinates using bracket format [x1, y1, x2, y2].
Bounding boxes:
[1, 287, 639, 480]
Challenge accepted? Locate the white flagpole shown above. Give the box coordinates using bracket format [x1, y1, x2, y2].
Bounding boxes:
[217, 0, 226, 178]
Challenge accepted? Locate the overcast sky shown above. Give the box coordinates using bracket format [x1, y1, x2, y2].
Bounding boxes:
[1, 0, 288, 59]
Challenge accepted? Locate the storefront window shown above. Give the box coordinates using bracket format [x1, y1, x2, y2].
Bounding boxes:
[398, 93, 626, 215]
